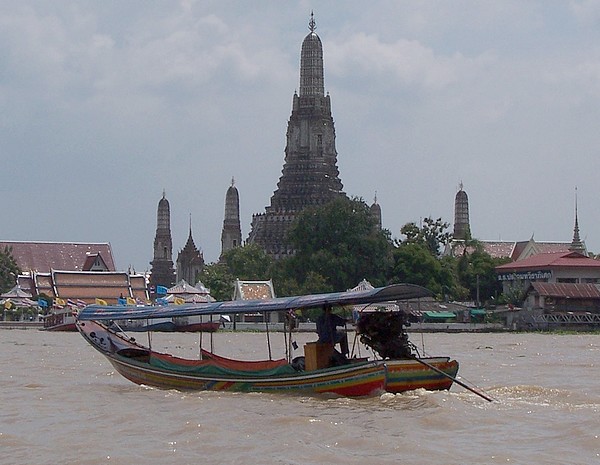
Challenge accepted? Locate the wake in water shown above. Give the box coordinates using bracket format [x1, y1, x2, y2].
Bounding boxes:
[487, 384, 600, 412]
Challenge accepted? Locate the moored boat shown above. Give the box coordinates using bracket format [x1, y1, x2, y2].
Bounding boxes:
[76, 284, 472, 398]
[42, 309, 77, 331]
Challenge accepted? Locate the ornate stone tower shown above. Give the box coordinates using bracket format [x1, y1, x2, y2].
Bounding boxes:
[247, 13, 345, 258]
[149, 191, 176, 289]
[370, 193, 382, 230]
[453, 183, 471, 240]
[220, 178, 242, 259]
[176, 217, 205, 284]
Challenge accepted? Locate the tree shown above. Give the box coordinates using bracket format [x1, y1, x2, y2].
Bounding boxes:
[221, 243, 274, 281]
[286, 197, 394, 292]
[199, 245, 275, 301]
[456, 249, 509, 305]
[0, 247, 19, 294]
[389, 242, 453, 295]
[399, 217, 451, 257]
[198, 263, 234, 302]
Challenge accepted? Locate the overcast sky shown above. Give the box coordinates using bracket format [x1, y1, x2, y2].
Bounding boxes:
[3, 1, 600, 273]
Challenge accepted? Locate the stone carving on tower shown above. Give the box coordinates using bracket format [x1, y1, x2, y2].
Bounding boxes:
[220, 178, 243, 260]
[247, 13, 345, 258]
[177, 217, 205, 284]
[453, 182, 471, 241]
[149, 191, 176, 289]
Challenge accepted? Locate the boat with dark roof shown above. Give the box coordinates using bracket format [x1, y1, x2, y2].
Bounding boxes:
[76, 284, 465, 397]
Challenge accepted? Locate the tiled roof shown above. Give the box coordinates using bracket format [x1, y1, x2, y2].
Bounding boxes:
[234, 279, 275, 300]
[16, 270, 148, 304]
[534, 242, 572, 254]
[481, 241, 518, 259]
[167, 280, 210, 295]
[0, 285, 32, 298]
[496, 251, 600, 271]
[0, 241, 116, 273]
[530, 282, 600, 299]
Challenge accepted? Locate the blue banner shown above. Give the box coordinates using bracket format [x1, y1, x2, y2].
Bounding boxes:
[38, 299, 48, 308]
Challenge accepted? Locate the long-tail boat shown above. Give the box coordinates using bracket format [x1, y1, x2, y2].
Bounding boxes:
[76, 284, 462, 397]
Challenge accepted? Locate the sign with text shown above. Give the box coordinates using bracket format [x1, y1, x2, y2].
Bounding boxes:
[497, 270, 552, 282]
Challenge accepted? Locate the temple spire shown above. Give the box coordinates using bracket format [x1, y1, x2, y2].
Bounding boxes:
[453, 182, 470, 240]
[150, 192, 176, 290]
[570, 187, 586, 255]
[299, 12, 324, 97]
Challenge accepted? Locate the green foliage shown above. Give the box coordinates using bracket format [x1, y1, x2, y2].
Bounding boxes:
[389, 242, 452, 295]
[456, 250, 509, 304]
[221, 243, 274, 281]
[199, 245, 275, 301]
[498, 282, 527, 306]
[399, 217, 451, 257]
[0, 247, 20, 294]
[286, 197, 393, 292]
[198, 263, 234, 301]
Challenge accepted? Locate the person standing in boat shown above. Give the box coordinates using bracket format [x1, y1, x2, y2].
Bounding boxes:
[316, 304, 349, 357]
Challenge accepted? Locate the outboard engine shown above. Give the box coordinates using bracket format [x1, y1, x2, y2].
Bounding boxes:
[356, 312, 414, 359]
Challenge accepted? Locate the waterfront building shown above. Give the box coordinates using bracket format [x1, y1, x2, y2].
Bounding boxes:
[17, 270, 148, 306]
[0, 240, 116, 273]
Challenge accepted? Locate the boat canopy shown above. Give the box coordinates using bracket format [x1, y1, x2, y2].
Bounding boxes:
[77, 284, 433, 321]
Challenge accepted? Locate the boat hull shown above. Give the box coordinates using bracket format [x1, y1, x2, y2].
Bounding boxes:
[78, 321, 385, 397]
[174, 321, 220, 332]
[42, 312, 77, 331]
[77, 321, 458, 397]
[107, 355, 385, 397]
[384, 358, 459, 393]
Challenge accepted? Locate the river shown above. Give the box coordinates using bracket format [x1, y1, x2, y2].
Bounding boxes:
[1, 329, 598, 465]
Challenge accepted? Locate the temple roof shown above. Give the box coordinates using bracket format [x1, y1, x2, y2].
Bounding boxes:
[0, 241, 116, 273]
[495, 251, 600, 271]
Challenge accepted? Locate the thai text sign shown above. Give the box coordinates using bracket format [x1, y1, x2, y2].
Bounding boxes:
[497, 270, 552, 281]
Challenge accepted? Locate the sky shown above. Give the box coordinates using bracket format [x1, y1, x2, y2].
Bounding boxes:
[3, 1, 600, 273]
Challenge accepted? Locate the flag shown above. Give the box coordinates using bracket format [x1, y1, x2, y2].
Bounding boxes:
[77, 299, 87, 308]
[118, 297, 127, 305]
[95, 298, 108, 306]
[156, 285, 168, 295]
[4, 299, 12, 309]
[155, 297, 168, 306]
[38, 299, 48, 308]
[67, 299, 76, 307]
[126, 297, 136, 305]
[174, 297, 185, 305]
[55, 297, 66, 306]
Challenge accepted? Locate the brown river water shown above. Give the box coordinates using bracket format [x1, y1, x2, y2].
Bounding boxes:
[1, 328, 599, 465]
